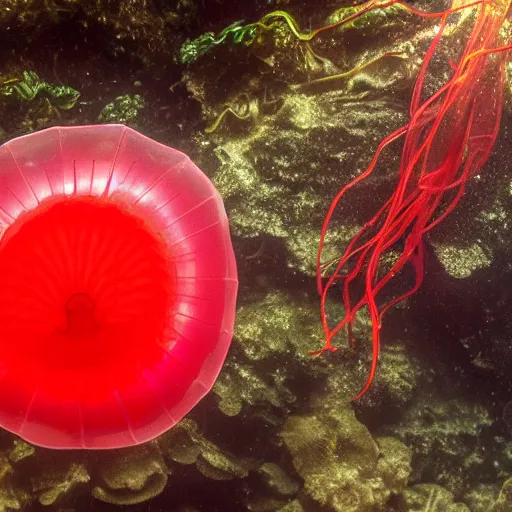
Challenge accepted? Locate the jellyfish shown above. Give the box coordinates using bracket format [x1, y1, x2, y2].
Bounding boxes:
[0, 124, 238, 449]
[315, 0, 512, 398]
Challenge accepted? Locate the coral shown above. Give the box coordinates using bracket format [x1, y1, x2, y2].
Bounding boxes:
[0, 436, 173, 510]
[0, 489, 25, 512]
[8, 441, 34, 464]
[399, 483, 470, 511]
[314, 327, 421, 406]
[389, 397, 492, 495]
[234, 291, 324, 362]
[464, 484, 499, 512]
[490, 477, 512, 512]
[161, 419, 255, 481]
[277, 500, 305, 512]
[376, 437, 413, 493]
[0, 455, 30, 512]
[213, 289, 333, 417]
[258, 463, 300, 497]
[362, 343, 422, 408]
[430, 242, 491, 279]
[196, 453, 248, 481]
[98, 94, 144, 123]
[282, 404, 412, 511]
[247, 462, 301, 509]
[214, 358, 296, 417]
[33, 463, 89, 506]
[92, 444, 167, 505]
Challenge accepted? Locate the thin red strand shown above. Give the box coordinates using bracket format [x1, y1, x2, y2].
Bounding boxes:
[316, 0, 511, 399]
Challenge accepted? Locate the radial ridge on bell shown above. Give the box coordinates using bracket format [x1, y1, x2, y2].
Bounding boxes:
[0, 124, 238, 449]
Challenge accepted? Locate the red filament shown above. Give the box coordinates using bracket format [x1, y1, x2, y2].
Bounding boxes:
[316, 0, 512, 398]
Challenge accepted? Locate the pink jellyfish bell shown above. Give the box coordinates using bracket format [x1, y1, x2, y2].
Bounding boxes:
[0, 124, 238, 449]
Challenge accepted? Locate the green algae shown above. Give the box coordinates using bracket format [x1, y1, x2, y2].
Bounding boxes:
[1, 71, 80, 110]
[98, 94, 144, 123]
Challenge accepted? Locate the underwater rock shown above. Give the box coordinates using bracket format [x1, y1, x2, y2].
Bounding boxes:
[282, 404, 412, 511]
[92, 444, 167, 505]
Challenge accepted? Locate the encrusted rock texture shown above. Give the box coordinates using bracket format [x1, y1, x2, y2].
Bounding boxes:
[0, 0, 511, 510]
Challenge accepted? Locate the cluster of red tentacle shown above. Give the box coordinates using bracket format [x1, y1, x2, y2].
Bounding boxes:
[316, 0, 512, 399]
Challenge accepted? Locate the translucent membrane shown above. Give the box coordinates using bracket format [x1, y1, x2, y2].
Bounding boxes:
[0, 124, 238, 449]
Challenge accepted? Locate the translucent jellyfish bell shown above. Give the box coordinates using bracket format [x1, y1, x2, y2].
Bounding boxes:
[0, 124, 238, 449]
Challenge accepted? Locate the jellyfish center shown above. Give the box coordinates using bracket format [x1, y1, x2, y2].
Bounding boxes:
[65, 293, 97, 338]
[0, 196, 176, 394]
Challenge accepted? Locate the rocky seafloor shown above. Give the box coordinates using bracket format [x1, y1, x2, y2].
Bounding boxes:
[0, 0, 512, 510]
